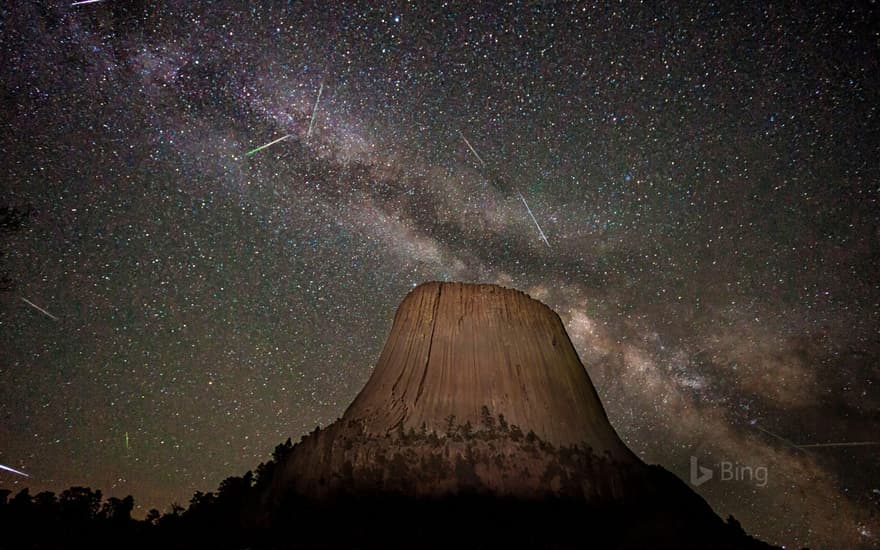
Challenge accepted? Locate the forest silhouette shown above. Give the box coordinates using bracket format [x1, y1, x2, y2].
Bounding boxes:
[0, 438, 292, 549]
[0, 428, 779, 549]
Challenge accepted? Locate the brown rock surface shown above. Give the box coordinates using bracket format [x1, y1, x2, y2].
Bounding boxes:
[342, 281, 635, 458]
[249, 282, 777, 548]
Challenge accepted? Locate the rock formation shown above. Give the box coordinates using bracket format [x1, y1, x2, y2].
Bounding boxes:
[343, 282, 636, 456]
[254, 282, 776, 549]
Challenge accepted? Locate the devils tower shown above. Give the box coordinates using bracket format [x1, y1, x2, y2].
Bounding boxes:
[343, 282, 636, 456]
[255, 282, 775, 549]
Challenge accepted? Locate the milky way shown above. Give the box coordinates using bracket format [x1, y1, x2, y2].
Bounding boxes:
[1, 2, 878, 547]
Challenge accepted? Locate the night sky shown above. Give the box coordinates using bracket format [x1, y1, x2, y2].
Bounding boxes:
[1, 1, 878, 547]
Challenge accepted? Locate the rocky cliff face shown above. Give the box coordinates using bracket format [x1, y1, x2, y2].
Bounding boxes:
[258, 282, 645, 505]
[253, 282, 775, 549]
[342, 282, 636, 457]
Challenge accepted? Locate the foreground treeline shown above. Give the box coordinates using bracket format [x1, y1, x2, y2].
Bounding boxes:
[0, 433, 777, 549]
[0, 438, 295, 549]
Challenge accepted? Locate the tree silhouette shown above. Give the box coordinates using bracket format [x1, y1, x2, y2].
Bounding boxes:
[157, 502, 185, 530]
[497, 413, 509, 432]
[144, 508, 161, 526]
[101, 495, 134, 523]
[444, 414, 456, 435]
[480, 405, 495, 433]
[59, 486, 102, 523]
[461, 420, 473, 439]
[509, 424, 524, 441]
[215, 471, 253, 523]
[33, 491, 59, 523]
[273, 437, 293, 462]
[9, 488, 32, 517]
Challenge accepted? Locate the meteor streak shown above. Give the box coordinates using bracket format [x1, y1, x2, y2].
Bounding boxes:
[245, 134, 291, 156]
[20, 297, 59, 321]
[518, 191, 551, 249]
[307, 83, 324, 139]
[754, 423, 880, 451]
[0, 464, 29, 478]
[460, 132, 485, 167]
[754, 424, 801, 450]
[796, 441, 880, 448]
[457, 130, 549, 248]
[70, 0, 104, 5]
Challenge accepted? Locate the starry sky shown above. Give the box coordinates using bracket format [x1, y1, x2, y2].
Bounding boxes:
[1, 1, 878, 547]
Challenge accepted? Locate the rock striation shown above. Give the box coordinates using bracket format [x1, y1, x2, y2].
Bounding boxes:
[342, 282, 636, 457]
